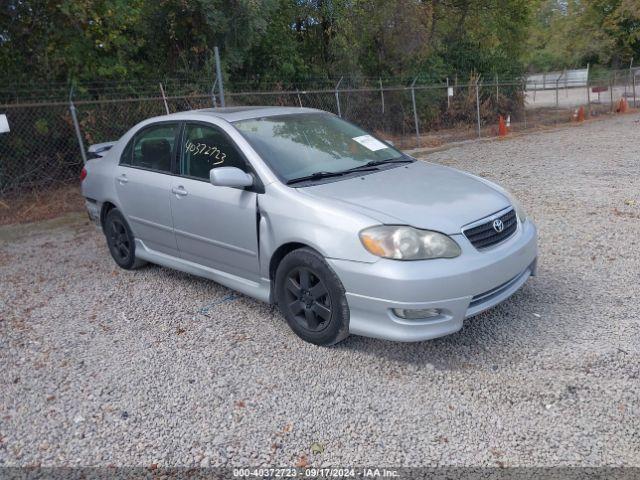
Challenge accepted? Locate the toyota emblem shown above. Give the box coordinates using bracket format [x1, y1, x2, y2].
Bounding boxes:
[492, 219, 504, 233]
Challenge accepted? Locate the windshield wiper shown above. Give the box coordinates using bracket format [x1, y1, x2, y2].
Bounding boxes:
[286, 168, 378, 185]
[343, 158, 414, 173]
[286, 158, 413, 185]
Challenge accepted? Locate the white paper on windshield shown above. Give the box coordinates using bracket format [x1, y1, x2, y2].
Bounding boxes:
[0, 114, 9, 134]
[352, 134, 387, 151]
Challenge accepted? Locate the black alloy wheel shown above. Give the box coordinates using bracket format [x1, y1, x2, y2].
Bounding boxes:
[284, 267, 332, 332]
[104, 208, 145, 270]
[275, 248, 349, 345]
[109, 218, 131, 263]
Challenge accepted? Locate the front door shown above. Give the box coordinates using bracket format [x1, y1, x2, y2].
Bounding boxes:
[170, 122, 260, 281]
[115, 122, 180, 256]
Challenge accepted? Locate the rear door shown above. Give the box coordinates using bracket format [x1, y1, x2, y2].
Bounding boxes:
[170, 121, 260, 281]
[115, 122, 180, 256]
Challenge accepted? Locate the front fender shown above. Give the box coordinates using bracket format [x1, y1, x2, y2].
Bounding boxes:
[257, 183, 381, 278]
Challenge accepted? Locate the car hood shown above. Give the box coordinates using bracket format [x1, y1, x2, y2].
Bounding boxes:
[302, 161, 511, 234]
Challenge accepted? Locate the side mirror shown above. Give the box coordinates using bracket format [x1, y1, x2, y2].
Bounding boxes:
[210, 167, 254, 189]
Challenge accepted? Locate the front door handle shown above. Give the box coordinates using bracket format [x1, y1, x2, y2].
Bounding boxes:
[171, 186, 188, 197]
[117, 174, 128, 184]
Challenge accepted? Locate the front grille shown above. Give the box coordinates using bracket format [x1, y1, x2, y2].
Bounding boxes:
[463, 208, 517, 250]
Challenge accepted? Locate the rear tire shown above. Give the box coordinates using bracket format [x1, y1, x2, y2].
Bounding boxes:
[275, 248, 349, 346]
[104, 208, 146, 270]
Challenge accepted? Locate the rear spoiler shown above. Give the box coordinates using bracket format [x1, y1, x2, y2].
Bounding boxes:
[87, 141, 117, 159]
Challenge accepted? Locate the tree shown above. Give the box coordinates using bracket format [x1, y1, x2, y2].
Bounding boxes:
[4, 0, 633, 92]
[526, 0, 639, 71]
[0, 0, 147, 83]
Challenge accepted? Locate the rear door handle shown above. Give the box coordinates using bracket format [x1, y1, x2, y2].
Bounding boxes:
[171, 186, 188, 197]
[117, 174, 128, 184]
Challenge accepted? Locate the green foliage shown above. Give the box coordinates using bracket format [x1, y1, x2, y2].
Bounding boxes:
[526, 0, 639, 71]
[35, 118, 49, 135]
[0, 0, 636, 90]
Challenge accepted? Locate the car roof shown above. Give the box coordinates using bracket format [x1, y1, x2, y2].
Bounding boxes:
[161, 106, 325, 123]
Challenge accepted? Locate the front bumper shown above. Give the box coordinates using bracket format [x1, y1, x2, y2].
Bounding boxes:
[327, 219, 538, 342]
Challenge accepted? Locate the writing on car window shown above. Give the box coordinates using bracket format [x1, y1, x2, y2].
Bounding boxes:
[182, 124, 248, 180]
[185, 139, 226, 164]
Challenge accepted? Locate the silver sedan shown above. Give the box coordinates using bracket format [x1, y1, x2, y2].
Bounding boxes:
[81, 107, 537, 345]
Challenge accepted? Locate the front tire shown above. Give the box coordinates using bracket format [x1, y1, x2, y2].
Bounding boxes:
[275, 248, 349, 346]
[104, 208, 145, 270]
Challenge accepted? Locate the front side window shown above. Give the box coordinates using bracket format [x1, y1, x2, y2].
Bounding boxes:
[232, 113, 404, 182]
[181, 123, 248, 180]
[120, 139, 133, 165]
[130, 123, 179, 173]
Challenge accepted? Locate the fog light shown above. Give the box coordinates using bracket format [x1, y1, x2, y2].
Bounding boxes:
[393, 308, 441, 320]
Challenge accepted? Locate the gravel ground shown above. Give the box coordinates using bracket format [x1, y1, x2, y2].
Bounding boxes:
[1, 114, 639, 468]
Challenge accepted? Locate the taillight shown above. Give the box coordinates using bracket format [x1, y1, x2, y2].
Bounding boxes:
[80, 167, 87, 181]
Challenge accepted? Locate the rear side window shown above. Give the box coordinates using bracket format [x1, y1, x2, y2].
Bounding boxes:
[181, 123, 248, 180]
[129, 123, 179, 173]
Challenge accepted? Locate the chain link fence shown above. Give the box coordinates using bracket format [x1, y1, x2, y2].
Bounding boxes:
[1, 68, 637, 199]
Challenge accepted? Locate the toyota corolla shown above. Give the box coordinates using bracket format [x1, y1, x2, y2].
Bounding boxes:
[81, 107, 537, 345]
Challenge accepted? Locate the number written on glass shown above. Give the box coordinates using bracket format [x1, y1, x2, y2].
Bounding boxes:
[185, 140, 226, 165]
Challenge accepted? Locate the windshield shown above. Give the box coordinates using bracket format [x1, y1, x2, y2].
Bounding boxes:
[233, 113, 404, 182]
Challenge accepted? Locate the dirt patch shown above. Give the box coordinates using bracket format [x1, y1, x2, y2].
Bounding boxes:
[0, 211, 89, 244]
[0, 184, 84, 226]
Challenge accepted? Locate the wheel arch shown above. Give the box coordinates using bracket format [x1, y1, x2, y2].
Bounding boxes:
[99, 200, 119, 229]
[270, 241, 350, 345]
[269, 242, 323, 302]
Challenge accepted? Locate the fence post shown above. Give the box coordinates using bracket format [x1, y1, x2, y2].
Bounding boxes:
[214, 46, 226, 107]
[610, 75, 614, 112]
[335, 76, 343, 117]
[475, 76, 481, 138]
[625, 61, 630, 98]
[522, 79, 527, 130]
[446, 77, 450, 110]
[410, 76, 420, 147]
[296, 88, 303, 108]
[211, 78, 218, 108]
[495, 74, 499, 103]
[630, 58, 635, 107]
[633, 70, 637, 108]
[379, 78, 385, 114]
[586, 63, 590, 117]
[159, 83, 170, 114]
[68, 86, 87, 165]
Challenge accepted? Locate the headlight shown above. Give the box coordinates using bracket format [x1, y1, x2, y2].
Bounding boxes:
[359, 226, 461, 260]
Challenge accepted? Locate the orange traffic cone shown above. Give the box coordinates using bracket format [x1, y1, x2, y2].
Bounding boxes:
[498, 115, 507, 137]
[617, 98, 629, 113]
[576, 106, 585, 122]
